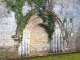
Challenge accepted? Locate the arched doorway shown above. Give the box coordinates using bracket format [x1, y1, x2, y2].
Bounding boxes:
[18, 14, 63, 56]
[51, 21, 63, 53]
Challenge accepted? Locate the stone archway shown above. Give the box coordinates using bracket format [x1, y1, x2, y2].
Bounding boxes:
[18, 14, 44, 55]
[51, 21, 63, 53]
[18, 14, 63, 56]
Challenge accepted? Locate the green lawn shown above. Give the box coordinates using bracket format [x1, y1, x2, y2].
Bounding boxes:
[11, 53, 80, 60]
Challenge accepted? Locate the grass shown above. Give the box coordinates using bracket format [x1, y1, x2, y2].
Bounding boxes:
[9, 53, 80, 60]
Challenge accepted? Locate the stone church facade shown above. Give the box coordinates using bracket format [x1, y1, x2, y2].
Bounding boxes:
[0, 0, 80, 56]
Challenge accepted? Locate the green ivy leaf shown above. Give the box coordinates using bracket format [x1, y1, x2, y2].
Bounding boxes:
[70, 18, 73, 23]
[63, 18, 67, 23]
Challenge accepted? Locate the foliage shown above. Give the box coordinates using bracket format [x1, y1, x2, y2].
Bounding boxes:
[17, 10, 35, 35]
[63, 30, 68, 40]
[13, 10, 35, 42]
[27, 0, 55, 40]
[5, 0, 57, 41]
[6, 0, 26, 24]
[70, 17, 73, 23]
[39, 12, 55, 40]
[63, 18, 67, 26]
[62, 18, 73, 40]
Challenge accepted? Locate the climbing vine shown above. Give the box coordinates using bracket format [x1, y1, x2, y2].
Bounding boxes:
[5, 0, 58, 42]
[62, 17, 74, 40]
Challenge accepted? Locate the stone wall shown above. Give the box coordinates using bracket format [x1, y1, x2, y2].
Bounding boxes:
[0, 0, 17, 46]
[19, 0, 80, 55]
[0, 0, 80, 56]
[52, 0, 80, 33]
[76, 27, 80, 51]
[52, 0, 80, 52]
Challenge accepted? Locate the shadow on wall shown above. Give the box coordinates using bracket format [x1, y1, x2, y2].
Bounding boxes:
[76, 27, 80, 51]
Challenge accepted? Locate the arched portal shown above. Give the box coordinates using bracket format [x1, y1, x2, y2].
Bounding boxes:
[18, 14, 63, 56]
[18, 14, 44, 55]
[51, 21, 63, 53]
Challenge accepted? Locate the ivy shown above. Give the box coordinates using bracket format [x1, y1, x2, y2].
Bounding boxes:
[6, 0, 26, 25]
[62, 18, 73, 40]
[39, 14, 55, 40]
[70, 18, 73, 23]
[17, 10, 35, 35]
[63, 18, 67, 26]
[32, 0, 55, 40]
[5, 0, 58, 42]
